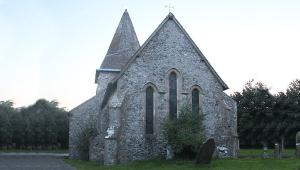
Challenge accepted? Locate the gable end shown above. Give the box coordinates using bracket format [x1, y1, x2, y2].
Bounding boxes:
[101, 13, 229, 108]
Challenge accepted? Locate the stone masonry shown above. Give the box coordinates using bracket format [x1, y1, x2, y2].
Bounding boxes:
[69, 10, 238, 165]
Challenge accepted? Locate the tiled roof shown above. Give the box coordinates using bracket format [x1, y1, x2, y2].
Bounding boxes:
[100, 9, 140, 70]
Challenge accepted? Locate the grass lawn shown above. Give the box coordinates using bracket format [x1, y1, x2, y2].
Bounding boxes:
[0, 148, 68, 153]
[239, 148, 295, 157]
[65, 158, 300, 170]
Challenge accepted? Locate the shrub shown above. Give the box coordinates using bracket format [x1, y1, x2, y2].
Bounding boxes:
[77, 127, 98, 160]
[163, 105, 205, 159]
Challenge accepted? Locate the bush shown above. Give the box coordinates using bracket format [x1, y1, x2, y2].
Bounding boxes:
[77, 127, 98, 160]
[163, 105, 204, 159]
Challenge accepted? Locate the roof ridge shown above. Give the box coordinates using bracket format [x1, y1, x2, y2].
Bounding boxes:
[101, 13, 229, 108]
[99, 10, 140, 70]
[111, 13, 228, 90]
[109, 14, 171, 83]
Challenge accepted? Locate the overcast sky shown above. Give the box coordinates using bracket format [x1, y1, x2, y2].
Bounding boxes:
[0, 0, 299, 109]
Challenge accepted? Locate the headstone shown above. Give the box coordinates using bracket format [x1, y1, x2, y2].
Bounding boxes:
[195, 138, 216, 164]
[296, 144, 300, 158]
[262, 146, 269, 158]
[280, 137, 285, 152]
[296, 131, 300, 158]
[274, 143, 282, 159]
[166, 145, 174, 160]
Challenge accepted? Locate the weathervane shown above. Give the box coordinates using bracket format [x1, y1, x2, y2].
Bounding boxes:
[165, 3, 174, 12]
[124, 5, 128, 11]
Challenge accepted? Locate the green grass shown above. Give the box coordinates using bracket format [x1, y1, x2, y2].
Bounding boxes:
[65, 158, 300, 170]
[0, 148, 68, 153]
[239, 148, 295, 157]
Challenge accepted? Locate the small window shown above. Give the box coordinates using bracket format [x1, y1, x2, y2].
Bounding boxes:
[192, 88, 200, 114]
[169, 72, 177, 120]
[146, 86, 154, 134]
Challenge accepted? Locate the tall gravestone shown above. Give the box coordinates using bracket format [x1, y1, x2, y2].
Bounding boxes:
[274, 143, 282, 159]
[195, 138, 216, 164]
[296, 131, 300, 158]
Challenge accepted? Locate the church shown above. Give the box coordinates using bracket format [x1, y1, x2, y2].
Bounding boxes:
[69, 10, 238, 165]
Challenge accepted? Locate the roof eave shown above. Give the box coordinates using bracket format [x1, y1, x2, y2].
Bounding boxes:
[101, 12, 229, 108]
[110, 13, 172, 84]
[170, 15, 229, 90]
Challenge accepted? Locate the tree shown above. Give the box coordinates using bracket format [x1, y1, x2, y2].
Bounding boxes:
[21, 108, 34, 149]
[10, 111, 25, 148]
[0, 101, 14, 148]
[284, 80, 300, 147]
[0, 99, 69, 149]
[233, 80, 275, 148]
[233, 79, 300, 149]
[163, 105, 204, 159]
[25, 99, 69, 148]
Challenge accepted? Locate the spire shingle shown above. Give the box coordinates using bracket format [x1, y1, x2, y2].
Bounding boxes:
[100, 10, 140, 70]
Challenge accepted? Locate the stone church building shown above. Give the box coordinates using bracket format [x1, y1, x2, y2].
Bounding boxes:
[69, 10, 238, 165]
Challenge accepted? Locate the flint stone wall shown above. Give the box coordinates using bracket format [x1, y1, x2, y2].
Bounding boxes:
[70, 17, 238, 165]
[69, 96, 99, 159]
[69, 71, 118, 163]
[105, 19, 238, 163]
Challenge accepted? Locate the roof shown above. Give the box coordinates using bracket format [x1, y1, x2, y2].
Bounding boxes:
[101, 12, 229, 108]
[70, 96, 97, 113]
[99, 9, 140, 70]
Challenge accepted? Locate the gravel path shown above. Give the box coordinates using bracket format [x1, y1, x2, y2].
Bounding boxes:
[0, 154, 76, 170]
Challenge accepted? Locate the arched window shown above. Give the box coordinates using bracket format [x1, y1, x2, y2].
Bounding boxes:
[192, 88, 200, 114]
[146, 86, 154, 134]
[169, 72, 177, 120]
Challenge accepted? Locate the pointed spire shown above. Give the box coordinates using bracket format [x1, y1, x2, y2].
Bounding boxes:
[100, 10, 140, 70]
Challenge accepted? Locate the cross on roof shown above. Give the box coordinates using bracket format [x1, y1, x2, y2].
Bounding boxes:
[165, 3, 174, 12]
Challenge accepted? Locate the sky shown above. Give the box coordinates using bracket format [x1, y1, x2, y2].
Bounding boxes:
[0, 0, 299, 110]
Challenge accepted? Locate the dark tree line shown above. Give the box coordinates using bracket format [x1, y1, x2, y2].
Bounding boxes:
[232, 79, 300, 148]
[0, 99, 69, 149]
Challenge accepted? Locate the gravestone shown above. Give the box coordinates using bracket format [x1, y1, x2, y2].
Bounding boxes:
[166, 145, 174, 160]
[274, 143, 282, 159]
[296, 131, 300, 158]
[262, 146, 269, 158]
[195, 138, 216, 164]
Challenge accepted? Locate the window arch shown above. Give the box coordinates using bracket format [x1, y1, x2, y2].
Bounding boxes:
[192, 88, 200, 114]
[145, 86, 154, 134]
[169, 72, 177, 120]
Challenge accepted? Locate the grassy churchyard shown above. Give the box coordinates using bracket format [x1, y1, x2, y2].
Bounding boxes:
[65, 149, 300, 170]
[65, 158, 300, 170]
[239, 148, 296, 158]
